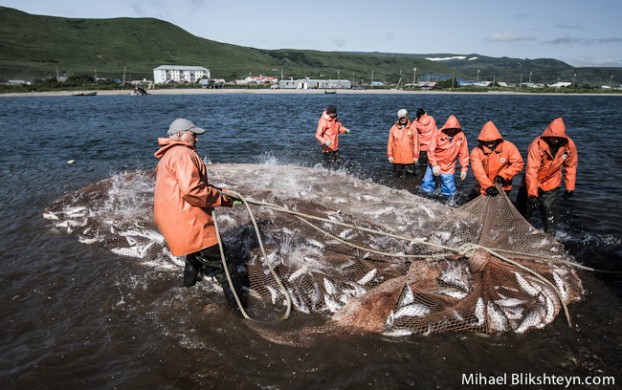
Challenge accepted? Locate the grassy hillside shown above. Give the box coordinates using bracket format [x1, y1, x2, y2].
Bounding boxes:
[1, 6, 620, 87]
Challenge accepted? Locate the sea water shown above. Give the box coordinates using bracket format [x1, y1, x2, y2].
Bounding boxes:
[0, 93, 620, 389]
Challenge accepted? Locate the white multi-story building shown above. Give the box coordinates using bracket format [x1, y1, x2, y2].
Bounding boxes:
[153, 65, 210, 84]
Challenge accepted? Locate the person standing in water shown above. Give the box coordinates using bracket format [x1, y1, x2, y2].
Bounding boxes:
[387, 108, 419, 177]
[315, 104, 351, 169]
[517, 117, 578, 236]
[413, 108, 438, 175]
[469, 121, 524, 198]
[153, 118, 247, 311]
[421, 115, 469, 197]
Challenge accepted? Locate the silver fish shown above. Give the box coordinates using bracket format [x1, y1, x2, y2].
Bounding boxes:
[516, 309, 541, 333]
[382, 328, 413, 337]
[357, 268, 377, 285]
[487, 301, 509, 332]
[323, 278, 338, 296]
[397, 285, 415, 307]
[473, 297, 485, 326]
[266, 285, 278, 304]
[394, 303, 430, 319]
[324, 294, 342, 313]
[515, 272, 539, 297]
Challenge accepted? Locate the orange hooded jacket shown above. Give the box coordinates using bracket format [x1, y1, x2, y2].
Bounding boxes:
[387, 120, 420, 164]
[525, 117, 578, 197]
[470, 121, 524, 194]
[413, 113, 437, 152]
[427, 115, 469, 174]
[153, 138, 228, 256]
[315, 111, 348, 152]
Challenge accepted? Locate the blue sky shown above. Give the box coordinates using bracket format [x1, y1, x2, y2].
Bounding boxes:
[2, 0, 621, 67]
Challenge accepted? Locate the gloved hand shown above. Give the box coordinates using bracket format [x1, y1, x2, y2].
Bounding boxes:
[345, 128, 351, 134]
[324, 140, 332, 147]
[222, 193, 242, 206]
[485, 186, 499, 196]
[432, 166, 441, 176]
[563, 190, 574, 200]
[413, 158, 419, 164]
[527, 195, 539, 210]
[388, 156, 394, 163]
[495, 175, 505, 184]
[460, 171, 467, 180]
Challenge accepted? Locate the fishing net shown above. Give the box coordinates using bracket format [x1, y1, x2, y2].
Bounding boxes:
[43, 163, 584, 340]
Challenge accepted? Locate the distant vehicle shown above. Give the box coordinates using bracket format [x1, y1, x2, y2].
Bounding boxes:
[199, 78, 225, 89]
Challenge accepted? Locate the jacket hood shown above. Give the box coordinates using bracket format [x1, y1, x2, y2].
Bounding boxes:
[154, 138, 194, 158]
[477, 121, 503, 142]
[540, 117, 568, 139]
[440, 115, 462, 132]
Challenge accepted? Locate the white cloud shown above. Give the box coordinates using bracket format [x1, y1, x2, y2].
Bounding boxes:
[485, 33, 536, 43]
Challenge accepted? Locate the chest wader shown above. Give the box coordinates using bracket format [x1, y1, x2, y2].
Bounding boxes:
[185, 244, 247, 310]
[322, 150, 341, 170]
[516, 186, 559, 236]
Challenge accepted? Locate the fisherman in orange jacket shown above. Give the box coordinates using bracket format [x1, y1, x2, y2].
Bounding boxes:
[154, 118, 246, 310]
[516, 117, 578, 235]
[421, 115, 469, 196]
[413, 108, 437, 174]
[387, 109, 419, 177]
[315, 104, 351, 169]
[469, 121, 524, 198]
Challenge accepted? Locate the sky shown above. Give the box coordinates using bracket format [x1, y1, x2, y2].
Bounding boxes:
[2, 0, 622, 68]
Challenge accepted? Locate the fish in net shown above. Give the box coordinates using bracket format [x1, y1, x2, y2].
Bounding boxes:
[42, 164, 584, 342]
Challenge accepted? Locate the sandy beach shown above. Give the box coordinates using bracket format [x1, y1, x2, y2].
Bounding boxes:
[2, 88, 619, 98]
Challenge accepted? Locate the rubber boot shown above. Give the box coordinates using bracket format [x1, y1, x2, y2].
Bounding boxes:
[183, 256, 202, 287]
[540, 188, 559, 236]
[215, 268, 247, 310]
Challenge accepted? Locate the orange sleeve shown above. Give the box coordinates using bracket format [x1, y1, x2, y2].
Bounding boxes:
[563, 139, 578, 191]
[470, 147, 491, 188]
[525, 140, 542, 197]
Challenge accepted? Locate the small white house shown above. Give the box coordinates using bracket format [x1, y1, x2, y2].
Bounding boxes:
[153, 65, 210, 84]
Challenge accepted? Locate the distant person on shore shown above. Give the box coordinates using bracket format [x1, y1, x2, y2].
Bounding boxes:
[516, 117, 578, 236]
[413, 108, 438, 175]
[420, 115, 469, 197]
[469, 121, 524, 199]
[387, 109, 419, 177]
[153, 118, 247, 311]
[315, 104, 351, 169]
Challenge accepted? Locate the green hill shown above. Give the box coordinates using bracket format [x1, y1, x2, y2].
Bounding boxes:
[0, 6, 620, 87]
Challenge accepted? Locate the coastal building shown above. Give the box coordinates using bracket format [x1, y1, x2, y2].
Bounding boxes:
[278, 77, 352, 89]
[153, 65, 210, 84]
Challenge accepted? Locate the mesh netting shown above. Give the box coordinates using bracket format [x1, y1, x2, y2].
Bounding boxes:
[43, 164, 584, 340]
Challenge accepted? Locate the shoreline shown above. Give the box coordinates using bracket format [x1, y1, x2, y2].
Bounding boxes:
[1, 88, 620, 98]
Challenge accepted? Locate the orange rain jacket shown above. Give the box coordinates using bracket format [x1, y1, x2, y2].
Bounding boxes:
[427, 115, 469, 174]
[153, 138, 229, 256]
[470, 121, 524, 194]
[524, 117, 578, 197]
[387, 120, 420, 164]
[315, 111, 349, 152]
[413, 113, 438, 152]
